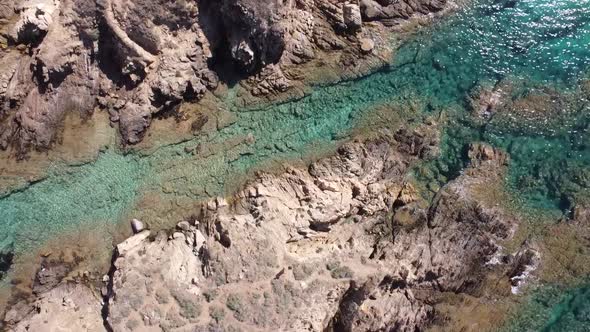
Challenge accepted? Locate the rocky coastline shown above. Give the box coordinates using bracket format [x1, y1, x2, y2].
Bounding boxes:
[0, 0, 450, 157]
[5, 130, 541, 331]
[2, 0, 590, 331]
[0, 0, 460, 329]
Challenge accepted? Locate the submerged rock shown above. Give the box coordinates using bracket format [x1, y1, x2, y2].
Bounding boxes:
[0, 250, 13, 281]
[360, 0, 447, 21]
[33, 263, 69, 295]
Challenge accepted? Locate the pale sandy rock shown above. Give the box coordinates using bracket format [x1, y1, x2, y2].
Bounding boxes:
[172, 232, 185, 240]
[0, 51, 21, 112]
[396, 182, 419, 205]
[116, 230, 150, 257]
[194, 230, 206, 250]
[106, 230, 202, 331]
[8, 135, 529, 331]
[1, 0, 100, 153]
[468, 142, 509, 167]
[335, 276, 433, 331]
[246, 64, 292, 97]
[281, 9, 315, 65]
[177, 221, 191, 232]
[215, 197, 229, 208]
[11, 283, 105, 332]
[32, 20, 82, 85]
[95, 133, 521, 331]
[131, 218, 145, 234]
[360, 38, 375, 53]
[0, 1, 15, 20]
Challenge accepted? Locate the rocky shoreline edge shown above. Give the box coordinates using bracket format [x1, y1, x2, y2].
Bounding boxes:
[4, 128, 544, 331]
[3, 0, 590, 330]
[0, 0, 453, 158]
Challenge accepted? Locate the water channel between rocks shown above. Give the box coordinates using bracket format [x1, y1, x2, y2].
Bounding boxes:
[1, 0, 590, 328]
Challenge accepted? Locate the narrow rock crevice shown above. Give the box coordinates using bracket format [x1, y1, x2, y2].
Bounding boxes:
[0, 250, 14, 281]
[100, 251, 118, 332]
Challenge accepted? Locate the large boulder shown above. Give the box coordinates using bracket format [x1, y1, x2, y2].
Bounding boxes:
[199, 0, 287, 73]
[96, 134, 522, 331]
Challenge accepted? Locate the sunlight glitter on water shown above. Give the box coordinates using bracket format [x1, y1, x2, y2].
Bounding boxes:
[1, 1, 589, 326]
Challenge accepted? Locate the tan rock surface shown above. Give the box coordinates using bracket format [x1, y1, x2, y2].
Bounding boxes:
[9, 283, 105, 332]
[0, 0, 452, 154]
[4, 132, 536, 331]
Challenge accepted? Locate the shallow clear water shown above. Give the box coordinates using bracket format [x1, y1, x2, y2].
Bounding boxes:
[1, 0, 590, 327]
[503, 284, 590, 331]
[389, 0, 590, 212]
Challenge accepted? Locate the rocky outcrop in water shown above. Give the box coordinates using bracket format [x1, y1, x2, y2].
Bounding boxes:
[0, 0, 449, 155]
[6, 129, 533, 331]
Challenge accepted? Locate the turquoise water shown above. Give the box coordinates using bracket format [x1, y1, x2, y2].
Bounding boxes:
[0, 80, 379, 277]
[504, 284, 590, 331]
[0, 152, 147, 262]
[1, 0, 590, 327]
[389, 0, 590, 212]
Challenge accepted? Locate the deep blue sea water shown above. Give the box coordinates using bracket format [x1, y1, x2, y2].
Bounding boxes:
[1, 0, 589, 328]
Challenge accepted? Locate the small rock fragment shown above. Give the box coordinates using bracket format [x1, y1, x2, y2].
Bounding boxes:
[172, 232, 185, 240]
[130, 219, 145, 234]
[216, 197, 229, 208]
[195, 230, 207, 250]
[177, 221, 191, 231]
[360, 38, 375, 53]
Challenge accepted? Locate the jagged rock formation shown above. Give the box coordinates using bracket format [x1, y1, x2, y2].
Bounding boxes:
[0, 0, 220, 150]
[360, 0, 447, 22]
[0, 0, 448, 155]
[6, 128, 535, 331]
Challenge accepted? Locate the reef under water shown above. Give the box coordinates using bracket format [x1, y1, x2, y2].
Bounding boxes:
[502, 283, 590, 331]
[1, 0, 590, 328]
